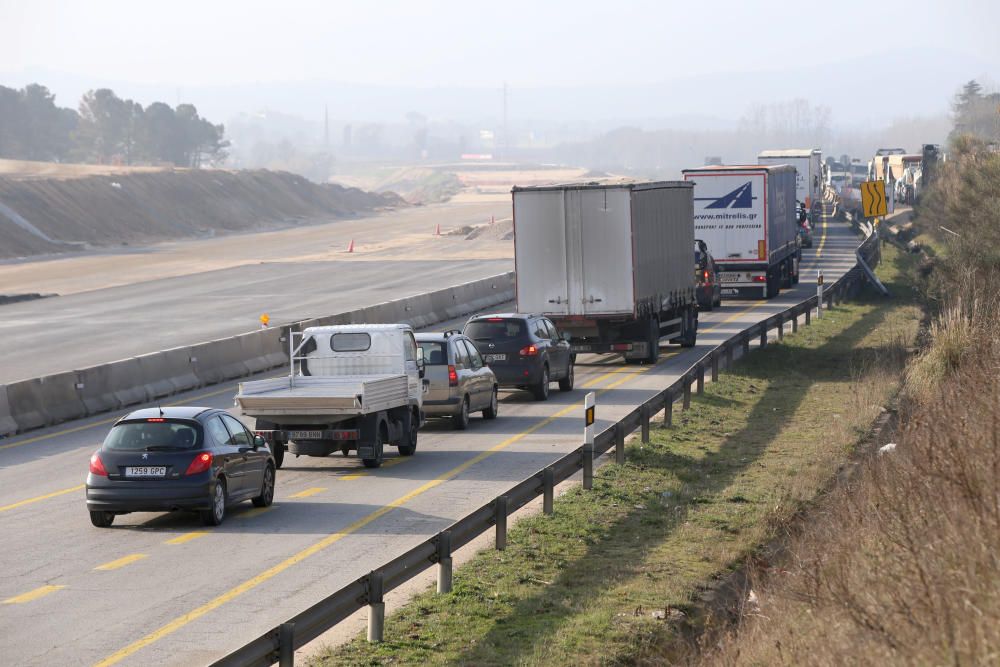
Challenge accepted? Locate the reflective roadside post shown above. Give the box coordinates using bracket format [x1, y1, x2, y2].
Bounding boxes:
[583, 392, 595, 490]
[816, 271, 824, 319]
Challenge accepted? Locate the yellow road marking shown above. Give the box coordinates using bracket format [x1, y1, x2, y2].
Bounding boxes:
[94, 362, 649, 667]
[165, 531, 208, 545]
[235, 506, 274, 520]
[94, 554, 148, 571]
[0, 384, 238, 452]
[289, 487, 326, 499]
[0, 484, 85, 514]
[3, 584, 65, 604]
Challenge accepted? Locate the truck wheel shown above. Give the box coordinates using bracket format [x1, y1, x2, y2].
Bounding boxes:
[483, 386, 499, 419]
[398, 411, 418, 456]
[766, 270, 780, 299]
[791, 255, 801, 285]
[646, 318, 660, 364]
[531, 366, 550, 401]
[362, 428, 385, 468]
[781, 261, 793, 289]
[680, 308, 697, 348]
[273, 444, 285, 469]
[559, 363, 575, 391]
[452, 396, 470, 430]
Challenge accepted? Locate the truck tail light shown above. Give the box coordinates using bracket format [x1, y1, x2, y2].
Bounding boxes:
[519, 345, 538, 356]
[90, 451, 108, 477]
[185, 452, 213, 476]
[448, 365, 458, 386]
[752, 275, 767, 282]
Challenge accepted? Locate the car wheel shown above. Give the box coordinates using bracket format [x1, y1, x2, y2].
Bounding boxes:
[362, 428, 385, 468]
[398, 411, 418, 455]
[201, 478, 227, 526]
[89, 510, 114, 528]
[483, 386, 499, 419]
[452, 396, 470, 430]
[532, 365, 550, 401]
[713, 292, 722, 308]
[273, 444, 285, 469]
[252, 465, 275, 507]
[559, 362, 575, 391]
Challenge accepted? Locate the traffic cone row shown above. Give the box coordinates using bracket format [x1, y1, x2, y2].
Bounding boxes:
[346, 239, 354, 253]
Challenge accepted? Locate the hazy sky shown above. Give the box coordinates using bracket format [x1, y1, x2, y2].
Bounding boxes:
[2, 0, 998, 88]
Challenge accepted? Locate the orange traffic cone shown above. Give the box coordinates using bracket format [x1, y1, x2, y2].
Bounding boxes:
[434, 223, 441, 236]
[347, 239, 354, 253]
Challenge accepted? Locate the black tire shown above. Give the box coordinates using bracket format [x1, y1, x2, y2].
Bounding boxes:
[680, 308, 698, 348]
[645, 318, 660, 364]
[559, 362, 575, 391]
[531, 365, 550, 401]
[713, 292, 722, 308]
[362, 428, 385, 468]
[452, 396, 470, 430]
[766, 270, 780, 299]
[201, 478, 227, 526]
[89, 510, 114, 528]
[398, 411, 418, 456]
[252, 465, 275, 508]
[272, 443, 285, 469]
[482, 386, 499, 419]
[781, 262, 793, 289]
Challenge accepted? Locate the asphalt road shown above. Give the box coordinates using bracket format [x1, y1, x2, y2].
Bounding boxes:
[0, 201, 511, 383]
[0, 214, 860, 666]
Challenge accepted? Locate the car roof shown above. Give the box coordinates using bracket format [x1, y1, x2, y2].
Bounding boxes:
[120, 406, 219, 421]
[467, 313, 536, 321]
[415, 332, 467, 341]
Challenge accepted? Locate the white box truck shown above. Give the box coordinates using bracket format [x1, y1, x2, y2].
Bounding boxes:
[236, 324, 425, 469]
[758, 148, 823, 216]
[682, 165, 799, 299]
[512, 181, 698, 364]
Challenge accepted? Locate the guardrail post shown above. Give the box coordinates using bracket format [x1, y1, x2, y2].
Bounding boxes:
[543, 467, 554, 515]
[279, 623, 295, 667]
[615, 424, 625, 465]
[495, 496, 508, 550]
[696, 364, 705, 395]
[641, 405, 650, 444]
[664, 391, 673, 427]
[777, 315, 784, 340]
[583, 392, 595, 490]
[683, 376, 691, 410]
[367, 571, 385, 643]
[437, 531, 453, 594]
[711, 352, 719, 383]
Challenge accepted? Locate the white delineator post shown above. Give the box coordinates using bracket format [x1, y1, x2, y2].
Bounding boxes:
[583, 392, 596, 490]
[817, 270, 824, 319]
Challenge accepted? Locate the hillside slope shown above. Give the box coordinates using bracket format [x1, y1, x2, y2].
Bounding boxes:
[0, 167, 403, 258]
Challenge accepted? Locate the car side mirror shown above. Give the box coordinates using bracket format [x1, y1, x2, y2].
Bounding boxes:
[561, 332, 571, 342]
[253, 434, 265, 449]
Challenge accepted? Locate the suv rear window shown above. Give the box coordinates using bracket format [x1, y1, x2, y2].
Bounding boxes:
[418, 341, 447, 365]
[465, 319, 525, 342]
[103, 419, 202, 451]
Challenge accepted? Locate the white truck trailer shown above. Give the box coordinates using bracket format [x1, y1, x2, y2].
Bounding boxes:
[758, 148, 823, 216]
[513, 181, 698, 364]
[682, 165, 799, 299]
[235, 324, 425, 469]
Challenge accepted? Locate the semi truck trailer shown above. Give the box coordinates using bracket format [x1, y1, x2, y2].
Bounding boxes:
[512, 181, 698, 364]
[758, 148, 823, 216]
[682, 165, 799, 299]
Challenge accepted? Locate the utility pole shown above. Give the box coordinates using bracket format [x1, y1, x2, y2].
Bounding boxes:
[502, 82, 509, 161]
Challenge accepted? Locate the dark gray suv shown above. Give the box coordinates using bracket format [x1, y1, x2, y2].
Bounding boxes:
[463, 313, 574, 401]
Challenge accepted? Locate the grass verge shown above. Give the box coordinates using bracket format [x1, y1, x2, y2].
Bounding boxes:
[312, 244, 921, 666]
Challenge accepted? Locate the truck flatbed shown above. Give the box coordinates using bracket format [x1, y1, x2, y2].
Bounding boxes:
[236, 374, 410, 418]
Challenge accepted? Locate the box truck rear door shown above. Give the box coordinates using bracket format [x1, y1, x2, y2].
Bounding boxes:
[579, 188, 633, 315]
[513, 190, 570, 316]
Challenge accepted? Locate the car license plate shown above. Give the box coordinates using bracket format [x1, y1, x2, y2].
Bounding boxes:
[570, 345, 592, 352]
[289, 430, 323, 440]
[485, 354, 506, 362]
[125, 466, 166, 478]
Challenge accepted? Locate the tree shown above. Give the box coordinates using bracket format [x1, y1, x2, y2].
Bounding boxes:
[77, 89, 133, 163]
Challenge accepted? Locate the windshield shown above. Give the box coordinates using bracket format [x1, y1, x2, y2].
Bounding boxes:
[464, 319, 526, 342]
[103, 419, 203, 451]
[417, 341, 447, 365]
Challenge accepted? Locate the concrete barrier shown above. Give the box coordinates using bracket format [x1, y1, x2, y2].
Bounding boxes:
[0, 384, 17, 436]
[6, 371, 87, 431]
[136, 346, 200, 398]
[190, 337, 252, 385]
[75, 358, 148, 415]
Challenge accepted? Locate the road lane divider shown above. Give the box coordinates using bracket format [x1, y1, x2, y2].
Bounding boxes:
[165, 531, 208, 545]
[0, 484, 85, 514]
[94, 361, 651, 666]
[289, 487, 327, 499]
[94, 554, 148, 571]
[3, 584, 65, 604]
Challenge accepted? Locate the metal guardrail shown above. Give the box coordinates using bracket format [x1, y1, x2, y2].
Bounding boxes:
[215, 233, 882, 667]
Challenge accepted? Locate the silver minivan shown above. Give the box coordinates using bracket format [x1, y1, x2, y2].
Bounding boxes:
[415, 331, 499, 429]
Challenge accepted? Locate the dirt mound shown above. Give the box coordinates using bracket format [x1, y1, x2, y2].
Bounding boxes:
[0, 168, 404, 258]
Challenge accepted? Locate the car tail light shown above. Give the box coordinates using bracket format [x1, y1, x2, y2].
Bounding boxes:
[185, 452, 213, 476]
[146, 418, 165, 422]
[487, 317, 504, 322]
[89, 451, 108, 477]
[519, 345, 538, 356]
[703, 270, 711, 282]
[448, 365, 458, 387]
[752, 275, 767, 282]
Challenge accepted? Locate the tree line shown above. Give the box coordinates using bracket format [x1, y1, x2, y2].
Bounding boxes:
[951, 80, 1000, 144]
[0, 83, 228, 167]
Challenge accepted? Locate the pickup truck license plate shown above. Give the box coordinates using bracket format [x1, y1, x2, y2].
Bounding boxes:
[289, 430, 323, 440]
[125, 466, 166, 478]
[485, 354, 506, 362]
